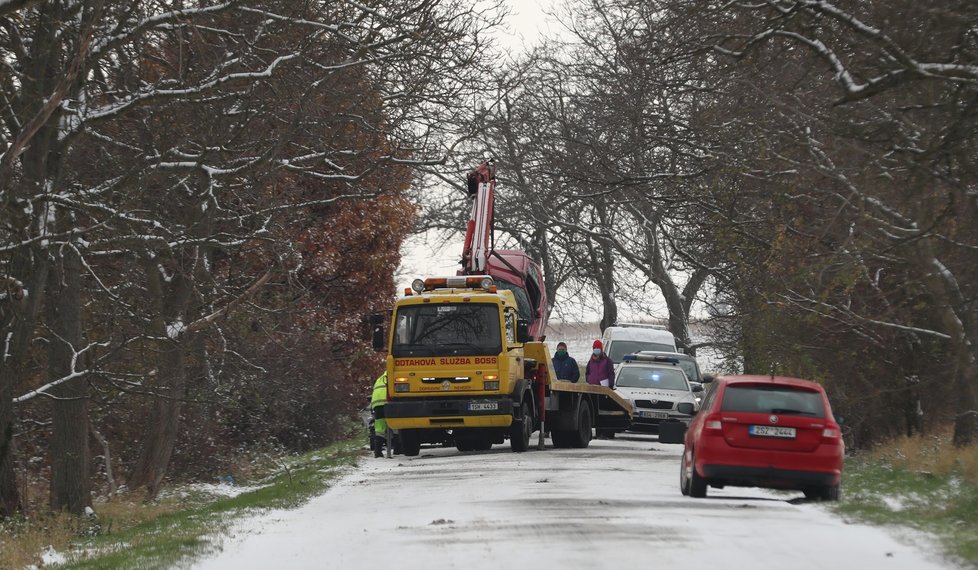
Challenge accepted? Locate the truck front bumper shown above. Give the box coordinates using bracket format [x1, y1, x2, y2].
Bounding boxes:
[385, 397, 515, 429]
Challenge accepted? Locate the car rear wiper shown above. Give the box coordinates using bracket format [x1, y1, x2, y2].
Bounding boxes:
[770, 408, 814, 415]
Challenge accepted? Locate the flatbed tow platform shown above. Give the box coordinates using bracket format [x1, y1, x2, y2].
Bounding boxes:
[524, 343, 632, 447]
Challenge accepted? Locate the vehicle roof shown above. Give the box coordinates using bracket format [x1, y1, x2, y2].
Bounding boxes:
[630, 350, 694, 361]
[398, 289, 515, 308]
[716, 374, 824, 390]
[616, 361, 689, 379]
[602, 327, 676, 342]
[486, 249, 535, 281]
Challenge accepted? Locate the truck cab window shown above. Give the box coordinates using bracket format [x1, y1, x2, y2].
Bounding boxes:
[494, 279, 533, 324]
[505, 311, 516, 344]
[392, 303, 502, 357]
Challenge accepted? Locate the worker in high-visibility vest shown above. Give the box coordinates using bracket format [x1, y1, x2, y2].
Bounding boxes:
[370, 372, 389, 458]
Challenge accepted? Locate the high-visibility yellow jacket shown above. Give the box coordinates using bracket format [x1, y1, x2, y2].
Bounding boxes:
[370, 372, 388, 435]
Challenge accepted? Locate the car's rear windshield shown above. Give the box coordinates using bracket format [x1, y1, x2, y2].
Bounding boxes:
[720, 384, 826, 417]
[608, 341, 675, 362]
[616, 367, 688, 390]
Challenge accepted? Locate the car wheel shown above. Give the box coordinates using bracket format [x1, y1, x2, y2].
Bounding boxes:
[688, 450, 707, 498]
[804, 485, 840, 501]
[680, 447, 692, 496]
[821, 485, 840, 501]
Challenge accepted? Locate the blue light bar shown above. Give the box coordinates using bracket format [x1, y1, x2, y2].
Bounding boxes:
[622, 353, 679, 364]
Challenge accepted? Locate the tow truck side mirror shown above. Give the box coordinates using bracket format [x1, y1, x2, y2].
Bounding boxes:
[370, 314, 386, 351]
[516, 319, 530, 343]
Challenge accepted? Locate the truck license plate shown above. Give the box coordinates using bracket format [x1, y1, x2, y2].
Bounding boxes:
[749, 425, 796, 438]
[469, 402, 498, 411]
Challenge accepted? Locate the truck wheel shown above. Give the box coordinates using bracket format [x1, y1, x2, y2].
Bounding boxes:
[400, 429, 421, 457]
[550, 429, 567, 448]
[510, 397, 533, 452]
[569, 399, 592, 448]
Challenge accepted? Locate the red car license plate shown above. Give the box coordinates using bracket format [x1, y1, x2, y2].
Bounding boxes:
[749, 425, 796, 438]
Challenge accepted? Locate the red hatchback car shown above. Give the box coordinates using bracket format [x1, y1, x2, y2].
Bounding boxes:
[679, 375, 844, 500]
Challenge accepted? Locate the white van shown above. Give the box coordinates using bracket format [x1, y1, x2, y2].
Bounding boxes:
[601, 323, 678, 365]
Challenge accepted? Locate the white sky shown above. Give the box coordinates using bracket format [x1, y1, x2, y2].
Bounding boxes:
[396, 1, 673, 324]
[397, 1, 558, 291]
[497, 0, 556, 52]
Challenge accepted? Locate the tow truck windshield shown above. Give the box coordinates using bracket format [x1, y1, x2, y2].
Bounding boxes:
[392, 303, 502, 357]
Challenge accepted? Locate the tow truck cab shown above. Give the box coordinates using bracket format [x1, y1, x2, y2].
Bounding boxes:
[379, 275, 537, 455]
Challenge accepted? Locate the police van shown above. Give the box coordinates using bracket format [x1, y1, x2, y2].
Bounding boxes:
[601, 323, 679, 365]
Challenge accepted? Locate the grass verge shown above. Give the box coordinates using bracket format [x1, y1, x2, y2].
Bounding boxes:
[29, 436, 364, 569]
[836, 430, 978, 568]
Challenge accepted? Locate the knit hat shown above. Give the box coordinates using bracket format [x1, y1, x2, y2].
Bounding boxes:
[592, 339, 603, 349]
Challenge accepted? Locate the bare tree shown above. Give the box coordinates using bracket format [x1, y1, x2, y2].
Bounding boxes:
[2, 0, 504, 510]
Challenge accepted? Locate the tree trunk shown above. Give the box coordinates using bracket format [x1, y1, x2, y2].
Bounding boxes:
[592, 242, 617, 333]
[1, 0, 66, 517]
[127, 339, 186, 497]
[646, 224, 694, 354]
[128, 257, 192, 498]
[0, 245, 49, 516]
[46, 242, 91, 514]
[915, 243, 978, 446]
[952, 352, 978, 447]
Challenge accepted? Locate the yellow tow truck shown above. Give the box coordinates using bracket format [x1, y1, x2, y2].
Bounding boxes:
[371, 275, 632, 456]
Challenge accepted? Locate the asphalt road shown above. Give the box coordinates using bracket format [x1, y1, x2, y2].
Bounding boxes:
[196, 433, 955, 569]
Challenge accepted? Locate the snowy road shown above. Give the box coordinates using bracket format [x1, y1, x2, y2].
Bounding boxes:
[196, 434, 953, 569]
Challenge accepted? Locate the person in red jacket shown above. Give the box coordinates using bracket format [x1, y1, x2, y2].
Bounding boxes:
[585, 339, 615, 388]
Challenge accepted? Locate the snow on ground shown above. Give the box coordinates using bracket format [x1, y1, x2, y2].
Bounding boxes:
[157, 481, 266, 501]
[41, 545, 67, 566]
[194, 434, 955, 570]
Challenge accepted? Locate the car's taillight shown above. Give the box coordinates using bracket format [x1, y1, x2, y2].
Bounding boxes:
[704, 415, 723, 434]
[821, 425, 841, 443]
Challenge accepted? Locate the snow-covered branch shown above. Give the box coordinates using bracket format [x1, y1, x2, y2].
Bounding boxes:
[713, 0, 978, 103]
[13, 340, 109, 403]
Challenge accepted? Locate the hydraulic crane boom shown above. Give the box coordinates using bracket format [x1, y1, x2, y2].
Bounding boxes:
[460, 159, 495, 275]
[456, 159, 549, 340]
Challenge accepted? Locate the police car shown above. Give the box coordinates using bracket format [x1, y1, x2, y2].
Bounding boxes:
[614, 353, 703, 434]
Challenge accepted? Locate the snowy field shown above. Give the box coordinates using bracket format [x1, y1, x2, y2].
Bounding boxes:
[194, 434, 953, 570]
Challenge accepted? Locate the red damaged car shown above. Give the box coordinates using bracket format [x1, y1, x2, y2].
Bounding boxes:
[678, 375, 844, 500]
